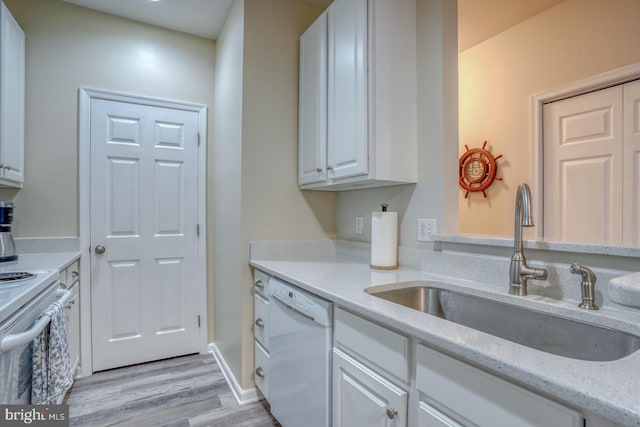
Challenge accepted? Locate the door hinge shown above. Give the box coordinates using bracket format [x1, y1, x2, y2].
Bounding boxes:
[196, 224, 200, 237]
[197, 315, 201, 327]
[197, 133, 201, 146]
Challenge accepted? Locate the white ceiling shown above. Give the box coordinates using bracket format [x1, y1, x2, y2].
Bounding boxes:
[62, 0, 567, 49]
[62, 0, 235, 40]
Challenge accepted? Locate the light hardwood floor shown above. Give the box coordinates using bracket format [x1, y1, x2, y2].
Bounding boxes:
[64, 354, 279, 427]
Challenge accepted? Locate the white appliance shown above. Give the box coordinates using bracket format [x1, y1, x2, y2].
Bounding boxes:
[0, 269, 65, 404]
[268, 278, 333, 427]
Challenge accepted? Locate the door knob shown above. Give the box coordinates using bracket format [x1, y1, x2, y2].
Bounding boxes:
[95, 245, 106, 255]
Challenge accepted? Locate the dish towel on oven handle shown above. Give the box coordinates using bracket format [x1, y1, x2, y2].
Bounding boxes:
[31, 300, 73, 404]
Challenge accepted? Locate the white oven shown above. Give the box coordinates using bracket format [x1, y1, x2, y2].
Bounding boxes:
[0, 270, 63, 404]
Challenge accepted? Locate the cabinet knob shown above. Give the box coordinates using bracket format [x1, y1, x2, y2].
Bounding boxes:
[59, 281, 68, 290]
[95, 245, 106, 255]
[326, 166, 334, 172]
[386, 408, 398, 420]
[255, 367, 265, 378]
[254, 280, 264, 289]
[255, 318, 264, 328]
[316, 168, 323, 173]
[71, 271, 79, 278]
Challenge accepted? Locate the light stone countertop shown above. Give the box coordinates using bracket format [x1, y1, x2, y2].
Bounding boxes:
[0, 252, 81, 273]
[250, 246, 640, 426]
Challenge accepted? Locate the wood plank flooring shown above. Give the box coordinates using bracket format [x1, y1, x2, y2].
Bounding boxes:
[63, 354, 279, 427]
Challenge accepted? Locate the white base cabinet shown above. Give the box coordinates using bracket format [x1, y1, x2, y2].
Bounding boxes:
[60, 260, 80, 377]
[333, 307, 409, 426]
[415, 344, 582, 427]
[333, 348, 407, 427]
[252, 270, 270, 400]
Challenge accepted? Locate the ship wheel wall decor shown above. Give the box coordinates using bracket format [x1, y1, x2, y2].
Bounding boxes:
[459, 141, 503, 198]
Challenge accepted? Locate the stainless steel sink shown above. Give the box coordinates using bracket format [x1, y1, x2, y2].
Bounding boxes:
[366, 284, 640, 361]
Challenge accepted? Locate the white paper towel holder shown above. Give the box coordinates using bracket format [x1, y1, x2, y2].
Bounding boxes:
[370, 204, 399, 270]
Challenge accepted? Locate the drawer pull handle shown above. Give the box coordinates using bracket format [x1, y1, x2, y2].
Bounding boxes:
[254, 280, 264, 289]
[255, 318, 264, 328]
[386, 408, 398, 420]
[255, 367, 265, 378]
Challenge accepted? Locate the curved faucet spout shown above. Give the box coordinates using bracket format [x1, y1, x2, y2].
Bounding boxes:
[513, 183, 533, 253]
[509, 183, 548, 295]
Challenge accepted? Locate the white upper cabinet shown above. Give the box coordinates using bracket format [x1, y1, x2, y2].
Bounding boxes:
[0, 2, 25, 187]
[299, 0, 417, 190]
[299, 12, 328, 185]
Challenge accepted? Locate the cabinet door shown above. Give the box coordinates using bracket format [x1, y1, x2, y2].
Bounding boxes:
[416, 344, 582, 427]
[327, 0, 368, 180]
[67, 283, 80, 376]
[417, 400, 463, 427]
[333, 348, 407, 427]
[0, 3, 25, 185]
[299, 12, 327, 185]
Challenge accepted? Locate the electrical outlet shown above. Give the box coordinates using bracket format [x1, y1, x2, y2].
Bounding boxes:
[355, 216, 364, 234]
[417, 219, 436, 242]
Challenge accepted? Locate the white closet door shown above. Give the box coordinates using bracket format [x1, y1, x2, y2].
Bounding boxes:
[623, 80, 640, 246]
[543, 86, 623, 245]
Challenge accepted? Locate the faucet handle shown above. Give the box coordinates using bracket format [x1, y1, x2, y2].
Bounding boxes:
[570, 263, 599, 310]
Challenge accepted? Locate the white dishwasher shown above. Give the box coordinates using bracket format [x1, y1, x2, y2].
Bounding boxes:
[268, 277, 332, 427]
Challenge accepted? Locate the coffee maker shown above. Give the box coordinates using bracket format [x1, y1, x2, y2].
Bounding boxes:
[0, 201, 17, 262]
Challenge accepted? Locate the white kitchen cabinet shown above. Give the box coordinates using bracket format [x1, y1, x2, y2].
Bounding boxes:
[333, 348, 407, 427]
[333, 307, 409, 426]
[252, 269, 270, 400]
[298, 11, 327, 186]
[298, 0, 417, 190]
[415, 344, 583, 427]
[0, 2, 24, 186]
[61, 260, 81, 377]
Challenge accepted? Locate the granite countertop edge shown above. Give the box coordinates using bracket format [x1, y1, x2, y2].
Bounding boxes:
[250, 255, 640, 426]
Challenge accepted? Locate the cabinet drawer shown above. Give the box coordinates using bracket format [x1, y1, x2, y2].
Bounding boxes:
[334, 307, 409, 382]
[416, 344, 582, 427]
[254, 341, 270, 400]
[254, 293, 269, 348]
[254, 269, 269, 298]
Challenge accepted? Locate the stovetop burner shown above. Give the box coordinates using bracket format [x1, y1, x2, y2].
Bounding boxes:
[0, 272, 35, 284]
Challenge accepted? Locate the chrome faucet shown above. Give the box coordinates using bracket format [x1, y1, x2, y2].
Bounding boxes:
[509, 183, 548, 295]
[570, 263, 599, 310]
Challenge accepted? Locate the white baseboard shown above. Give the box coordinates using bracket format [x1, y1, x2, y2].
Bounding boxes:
[209, 343, 259, 405]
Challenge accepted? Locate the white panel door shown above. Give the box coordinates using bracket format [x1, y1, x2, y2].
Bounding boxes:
[543, 86, 623, 244]
[299, 12, 327, 185]
[90, 98, 200, 371]
[327, 0, 369, 180]
[333, 348, 407, 427]
[623, 80, 640, 246]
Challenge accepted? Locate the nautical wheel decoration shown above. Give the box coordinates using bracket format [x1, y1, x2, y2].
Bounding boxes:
[459, 141, 503, 198]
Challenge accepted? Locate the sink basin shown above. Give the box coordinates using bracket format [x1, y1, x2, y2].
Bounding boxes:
[366, 284, 640, 361]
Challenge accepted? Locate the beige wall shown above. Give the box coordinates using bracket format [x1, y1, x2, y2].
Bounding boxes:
[336, 0, 459, 248]
[458, 0, 640, 237]
[213, 0, 335, 389]
[2, 0, 215, 237]
[211, 0, 245, 386]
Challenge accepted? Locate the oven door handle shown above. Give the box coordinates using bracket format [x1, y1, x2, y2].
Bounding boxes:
[0, 289, 72, 352]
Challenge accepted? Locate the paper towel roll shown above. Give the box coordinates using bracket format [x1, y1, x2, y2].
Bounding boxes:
[371, 211, 398, 270]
